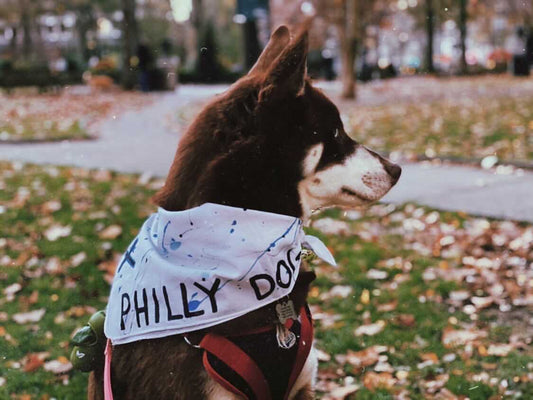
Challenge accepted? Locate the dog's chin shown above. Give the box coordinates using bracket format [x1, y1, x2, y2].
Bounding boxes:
[300, 182, 396, 219]
[300, 192, 372, 219]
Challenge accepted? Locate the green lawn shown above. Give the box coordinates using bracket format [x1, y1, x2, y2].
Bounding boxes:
[1, 162, 532, 399]
[348, 95, 533, 163]
[0, 118, 91, 143]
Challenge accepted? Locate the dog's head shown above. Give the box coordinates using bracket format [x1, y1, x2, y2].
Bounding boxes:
[155, 25, 401, 220]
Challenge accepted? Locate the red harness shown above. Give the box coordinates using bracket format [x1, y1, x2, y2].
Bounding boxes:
[104, 306, 313, 400]
[200, 306, 313, 400]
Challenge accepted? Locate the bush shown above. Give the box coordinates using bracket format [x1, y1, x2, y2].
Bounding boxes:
[0, 63, 82, 89]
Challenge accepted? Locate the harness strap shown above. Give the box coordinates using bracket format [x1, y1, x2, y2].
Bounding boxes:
[200, 334, 271, 400]
[102, 307, 313, 400]
[284, 306, 313, 400]
[201, 306, 313, 400]
[104, 339, 114, 400]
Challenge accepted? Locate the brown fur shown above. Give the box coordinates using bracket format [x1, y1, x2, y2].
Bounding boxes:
[90, 23, 369, 400]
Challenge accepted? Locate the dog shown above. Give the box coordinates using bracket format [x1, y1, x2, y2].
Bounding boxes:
[88, 23, 401, 400]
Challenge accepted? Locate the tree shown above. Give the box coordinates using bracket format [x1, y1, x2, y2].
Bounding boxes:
[424, 0, 436, 73]
[58, 0, 120, 65]
[121, 0, 140, 89]
[316, 0, 391, 99]
[190, 0, 228, 81]
[458, 0, 467, 74]
[0, 0, 47, 61]
[409, 0, 448, 73]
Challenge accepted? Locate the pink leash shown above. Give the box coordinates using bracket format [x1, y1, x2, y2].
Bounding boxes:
[104, 339, 114, 400]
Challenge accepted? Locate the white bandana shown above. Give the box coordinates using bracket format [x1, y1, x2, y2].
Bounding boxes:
[104, 203, 336, 345]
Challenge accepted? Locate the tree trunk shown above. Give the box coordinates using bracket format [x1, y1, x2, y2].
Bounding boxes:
[458, 0, 468, 74]
[121, 0, 139, 90]
[10, 26, 18, 59]
[425, 0, 435, 73]
[76, 5, 95, 65]
[340, 36, 357, 99]
[20, 0, 32, 60]
[340, 0, 358, 99]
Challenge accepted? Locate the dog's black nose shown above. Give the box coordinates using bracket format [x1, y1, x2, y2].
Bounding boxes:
[384, 162, 402, 184]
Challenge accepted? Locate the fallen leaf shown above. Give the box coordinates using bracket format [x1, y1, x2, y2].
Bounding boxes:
[395, 314, 416, 327]
[362, 371, 396, 390]
[471, 296, 493, 309]
[345, 345, 387, 370]
[360, 289, 370, 305]
[312, 218, 351, 236]
[435, 388, 459, 399]
[44, 225, 72, 241]
[70, 251, 87, 267]
[367, 269, 388, 280]
[43, 358, 73, 374]
[449, 290, 470, 303]
[421, 352, 439, 363]
[396, 370, 409, 380]
[423, 374, 449, 394]
[23, 353, 48, 372]
[487, 343, 514, 357]
[354, 320, 385, 336]
[99, 224, 122, 240]
[3, 282, 22, 299]
[442, 328, 486, 348]
[320, 285, 353, 300]
[41, 200, 62, 214]
[44, 257, 64, 274]
[325, 384, 360, 399]
[12, 309, 45, 324]
[377, 300, 398, 312]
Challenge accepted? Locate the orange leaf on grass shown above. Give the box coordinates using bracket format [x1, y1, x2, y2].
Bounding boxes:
[346, 345, 388, 372]
[99, 225, 123, 240]
[363, 371, 397, 390]
[23, 353, 45, 372]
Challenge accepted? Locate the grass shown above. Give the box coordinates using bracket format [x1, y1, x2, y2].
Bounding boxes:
[0, 118, 91, 143]
[1, 161, 532, 399]
[347, 94, 533, 163]
[169, 76, 533, 165]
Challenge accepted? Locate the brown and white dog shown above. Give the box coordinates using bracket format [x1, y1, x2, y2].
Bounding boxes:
[89, 24, 400, 400]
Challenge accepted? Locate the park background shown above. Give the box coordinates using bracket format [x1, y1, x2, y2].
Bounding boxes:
[1, 0, 533, 399]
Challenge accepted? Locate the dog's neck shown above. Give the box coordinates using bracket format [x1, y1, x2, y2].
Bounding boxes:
[156, 150, 305, 220]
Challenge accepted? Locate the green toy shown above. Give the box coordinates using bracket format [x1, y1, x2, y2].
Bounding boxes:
[70, 310, 106, 372]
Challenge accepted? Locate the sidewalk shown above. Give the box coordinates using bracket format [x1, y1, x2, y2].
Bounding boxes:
[1, 84, 532, 222]
[382, 163, 533, 222]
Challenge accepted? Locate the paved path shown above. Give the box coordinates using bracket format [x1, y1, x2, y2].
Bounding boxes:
[0, 85, 227, 177]
[382, 163, 533, 222]
[1, 84, 532, 222]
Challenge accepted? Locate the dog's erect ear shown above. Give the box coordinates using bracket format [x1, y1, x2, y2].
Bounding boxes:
[248, 25, 290, 76]
[258, 26, 309, 102]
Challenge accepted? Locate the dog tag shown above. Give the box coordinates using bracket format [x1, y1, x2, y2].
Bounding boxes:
[276, 324, 297, 349]
[275, 300, 297, 324]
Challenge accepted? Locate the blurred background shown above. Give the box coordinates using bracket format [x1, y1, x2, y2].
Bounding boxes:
[0, 0, 532, 95]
